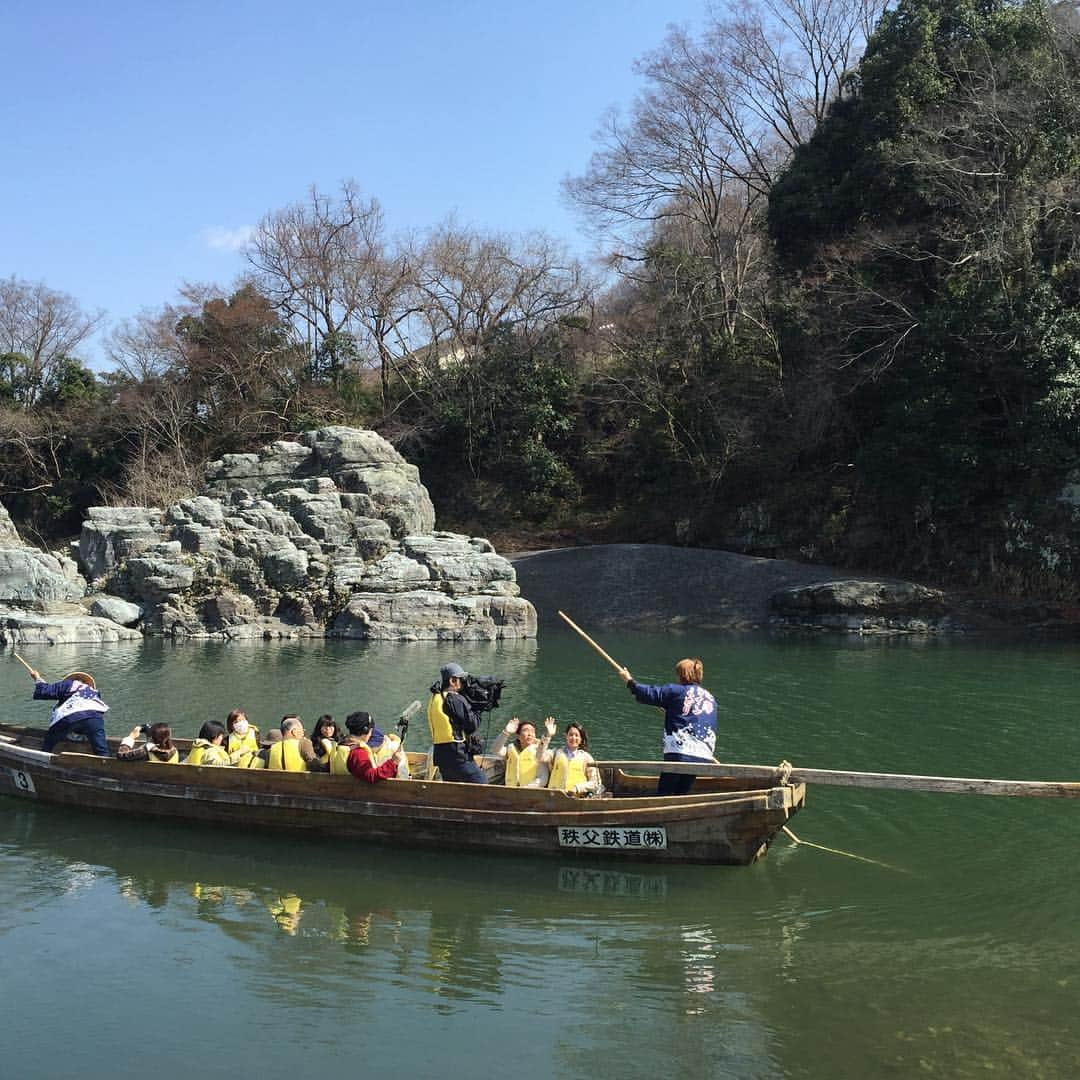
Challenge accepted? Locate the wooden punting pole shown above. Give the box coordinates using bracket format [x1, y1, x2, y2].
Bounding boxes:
[599, 760, 1080, 798]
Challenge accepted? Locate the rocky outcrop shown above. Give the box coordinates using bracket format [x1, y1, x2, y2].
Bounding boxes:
[0, 548, 86, 606]
[0, 502, 22, 547]
[70, 426, 534, 641]
[512, 545, 966, 634]
[0, 607, 142, 646]
[768, 579, 951, 633]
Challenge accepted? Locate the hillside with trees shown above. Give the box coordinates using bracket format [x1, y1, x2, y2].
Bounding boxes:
[3, 0, 1079, 601]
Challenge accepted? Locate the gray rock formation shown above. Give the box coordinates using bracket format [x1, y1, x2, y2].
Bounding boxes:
[512, 545, 958, 634]
[0, 548, 86, 605]
[89, 595, 143, 627]
[0, 607, 142, 645]
[0, 502, 22, 546]
[73, 426, 534, 640]
[769, 579, 951, 633]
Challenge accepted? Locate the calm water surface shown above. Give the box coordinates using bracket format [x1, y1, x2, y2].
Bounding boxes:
[2, 632, 1080, 1078]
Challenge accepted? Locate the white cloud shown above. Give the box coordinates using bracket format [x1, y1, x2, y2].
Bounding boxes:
[202, 225, 255, 252]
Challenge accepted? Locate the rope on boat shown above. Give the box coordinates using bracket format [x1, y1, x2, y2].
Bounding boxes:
[781, 825, 909, 873]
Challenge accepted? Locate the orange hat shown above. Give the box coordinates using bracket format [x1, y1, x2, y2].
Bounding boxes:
[64, 671, 96, 689]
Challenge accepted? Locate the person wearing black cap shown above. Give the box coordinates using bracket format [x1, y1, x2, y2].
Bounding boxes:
[426, 662, 488, 784]
[27, 667, 111, 757]
[343, 711, 406, 784]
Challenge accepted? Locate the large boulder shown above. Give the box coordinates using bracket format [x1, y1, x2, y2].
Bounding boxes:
[769, 579, 949, 633]
[0, 549, 86, 605]
[0, 606, 141, 645]
[329, 589, 537, 641]
[89, 595, 142, 627]
[70, 426, 534, 640]
[79, 507, 166, 583]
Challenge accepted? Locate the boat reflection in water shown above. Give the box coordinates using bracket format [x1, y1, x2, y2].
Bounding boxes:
[3, 799, 785, 1078]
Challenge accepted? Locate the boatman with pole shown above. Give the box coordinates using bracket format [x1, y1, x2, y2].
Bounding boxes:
[20, 658, 111, 757]
[615, 658, 718, 796]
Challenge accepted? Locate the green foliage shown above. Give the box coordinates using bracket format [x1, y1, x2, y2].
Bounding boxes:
[37, 357, 102, 408]
[762, 0, 1080, 588]
[404, 324, 582, 525]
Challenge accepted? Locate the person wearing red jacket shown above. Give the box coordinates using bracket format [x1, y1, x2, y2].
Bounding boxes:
[346, 711, 406, 783]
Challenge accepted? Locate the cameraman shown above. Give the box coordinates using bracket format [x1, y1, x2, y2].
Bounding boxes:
[427, 662, 488, 784]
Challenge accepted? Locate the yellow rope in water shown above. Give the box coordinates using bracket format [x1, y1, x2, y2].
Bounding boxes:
[782, 825, 908, 873]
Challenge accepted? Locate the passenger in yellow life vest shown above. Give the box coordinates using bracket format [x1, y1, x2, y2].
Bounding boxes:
[117, 722, 180, 764]
[311, 714, 340, 769]
[184, 720, 232, 766]
[265, 715, 323, 772]
[344, 711, 407, 783]
[491, 716, 556, 787]
[548, 722, 602, 796]
[225, 709, 260, 766]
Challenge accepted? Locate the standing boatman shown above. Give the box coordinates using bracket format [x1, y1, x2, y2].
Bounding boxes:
[615, 658, 717, 796]
[28, 667, 111, 757]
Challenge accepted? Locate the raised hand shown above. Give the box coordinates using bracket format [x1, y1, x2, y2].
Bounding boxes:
[504, 716, 520, 735]
[543, 717, 557, 738]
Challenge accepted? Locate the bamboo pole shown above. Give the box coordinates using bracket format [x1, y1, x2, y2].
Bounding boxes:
[11, 652, 39, 678]
[557, 610, 624, 673]
[598, 759, 1080, 798]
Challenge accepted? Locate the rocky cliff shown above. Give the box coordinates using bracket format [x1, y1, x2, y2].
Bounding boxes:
[0, 426, 536, 644]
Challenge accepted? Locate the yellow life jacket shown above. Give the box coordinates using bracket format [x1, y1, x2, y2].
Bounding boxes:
[147, 746, 180, 765]
[427, 692, 457, 745]
[506, 743, 541, 787]
[330, 742, 355, 776]
[316, 737, 337, 765]
[548, 749, 589, 792]
[185, 740, 230, 766]
[227, 729, 259, 759]
[266, 739, 307, 772]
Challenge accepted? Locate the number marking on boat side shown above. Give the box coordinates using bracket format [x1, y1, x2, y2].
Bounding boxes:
[557, 826, 667, 850]
[5, 767, 37, 795]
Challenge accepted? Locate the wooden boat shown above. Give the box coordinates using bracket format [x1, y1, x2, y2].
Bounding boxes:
[0, 724, 804, 866]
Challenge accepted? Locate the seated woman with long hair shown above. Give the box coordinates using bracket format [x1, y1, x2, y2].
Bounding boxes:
[117, 722, 179, 764]
[311, 714, 340, 770]
[547, 722, 601, 796]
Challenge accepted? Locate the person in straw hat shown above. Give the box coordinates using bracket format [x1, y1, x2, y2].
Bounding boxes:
[26, 665, 111, 757]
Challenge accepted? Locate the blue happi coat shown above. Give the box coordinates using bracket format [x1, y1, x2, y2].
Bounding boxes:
[627, 680, 717, 761]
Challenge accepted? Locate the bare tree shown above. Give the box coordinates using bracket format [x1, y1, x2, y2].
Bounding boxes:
[409, 222, 592, 369]
[564, 0, 887, 336]
[0, 275, 102, 406]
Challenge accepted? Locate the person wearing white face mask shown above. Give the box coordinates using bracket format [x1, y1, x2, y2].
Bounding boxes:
[225, 709, 260, 767]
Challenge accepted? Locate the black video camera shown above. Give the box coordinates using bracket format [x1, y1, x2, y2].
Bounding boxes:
[461, 674, 504, 713]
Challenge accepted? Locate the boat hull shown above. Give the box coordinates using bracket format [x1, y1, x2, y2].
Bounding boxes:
[0, 728, 804, 866]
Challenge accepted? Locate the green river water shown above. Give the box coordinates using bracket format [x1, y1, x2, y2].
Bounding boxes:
[2, 631, 1079, 1079]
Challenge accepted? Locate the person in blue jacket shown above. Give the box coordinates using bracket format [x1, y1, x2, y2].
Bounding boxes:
[28, 667, 111, 757]
[615, 657, 717, 796]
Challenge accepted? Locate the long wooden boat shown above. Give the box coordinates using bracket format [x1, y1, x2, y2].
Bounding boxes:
[0, 724, 804, 866]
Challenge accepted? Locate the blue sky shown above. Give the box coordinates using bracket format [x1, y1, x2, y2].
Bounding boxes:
[3, 0, 706, 365]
